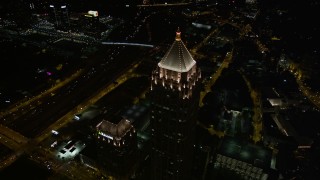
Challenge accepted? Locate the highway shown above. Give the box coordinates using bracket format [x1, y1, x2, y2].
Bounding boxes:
[0, 124, 28, 144]
[0, 8, 161, 178]
[35, 60, 142, 143]
[0, 55, 144, 179]
[0, 21, 153, 171]
[0, 69, 84, 121]
[0, 6, 164, 179]
[0, 14, 148, 130]
[1, 44, 144, 138]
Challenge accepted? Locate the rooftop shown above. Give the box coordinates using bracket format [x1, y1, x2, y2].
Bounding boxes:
[122, 103, 150, 124]
[270, 113, 297, 137]
[218, 137, 272, 170]
[263, 113, 286, 139]
[158, 29, 196, 72]
[96, 118, 133, 139]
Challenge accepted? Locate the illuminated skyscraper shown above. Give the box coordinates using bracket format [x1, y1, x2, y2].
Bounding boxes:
[149, 29, 201, 179]
[49, 4, 70, 29]
[82, 10, 100, 37]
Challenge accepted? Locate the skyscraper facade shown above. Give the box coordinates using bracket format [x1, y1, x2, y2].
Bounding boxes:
[49, 3, 70, 29]
[149, 29, 201, 179]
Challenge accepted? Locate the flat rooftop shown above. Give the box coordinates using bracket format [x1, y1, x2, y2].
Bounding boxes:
[218, 137, 272, 170]
[122, 102, 150, 124]
[56, 140, 86, 160]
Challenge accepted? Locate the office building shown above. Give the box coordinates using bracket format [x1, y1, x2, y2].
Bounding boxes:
[49, 4, 70, 29]
[149, 29, 201, 179]
[96, 117, 137, 179]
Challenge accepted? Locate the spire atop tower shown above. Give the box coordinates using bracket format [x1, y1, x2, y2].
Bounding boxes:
[175, 27, 181, 41]
[158, 29, 196, 72]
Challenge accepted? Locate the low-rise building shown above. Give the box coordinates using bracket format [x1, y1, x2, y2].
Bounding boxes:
[214, 137, 273, 180]
[95, 117, 137, 179]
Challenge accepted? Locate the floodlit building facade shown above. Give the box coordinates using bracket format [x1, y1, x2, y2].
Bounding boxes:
[149, 29, 201, 179]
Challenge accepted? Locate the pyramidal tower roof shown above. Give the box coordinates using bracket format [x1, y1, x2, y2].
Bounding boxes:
[158, 29, 196, 72]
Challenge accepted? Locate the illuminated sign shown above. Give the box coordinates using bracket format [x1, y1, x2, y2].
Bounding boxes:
[98, 131, 113, 140]
[88, 10, 98, 17]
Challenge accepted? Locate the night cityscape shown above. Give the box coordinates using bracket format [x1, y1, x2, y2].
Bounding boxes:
[0, 0, 320, 179]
